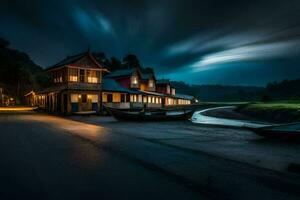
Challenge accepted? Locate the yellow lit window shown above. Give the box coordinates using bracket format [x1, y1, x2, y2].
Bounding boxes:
[138, 95, 142, 102]
[71, 94, 79, 103]
[132, 76, 138, 85]
[102, 93, 108, 103]
[69, 76, 78, 82]
[87, 77, 98, 83]
[54, 72, 63, 83]
[171, 88, 176, 95]
[112, 93, 121, 102]
[167, 85, 170, 94]
[87, 70, 98, 83]
[69, 68, 78, 82]
[149, 80, 154, 88]
[87, 94, 98, 103]
[143, 96, 147, 103]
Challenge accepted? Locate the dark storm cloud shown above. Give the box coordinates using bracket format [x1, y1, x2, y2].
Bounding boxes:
[1, 0, 300, 85]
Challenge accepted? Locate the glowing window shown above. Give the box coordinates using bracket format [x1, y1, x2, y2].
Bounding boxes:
[87, 70, 98, 83]
[138, 95, 142, 102]
[71, 94, 79, 103]
[54, 71, 63, 83]
[132, 76, 138, 85]
[69, 76, 77, 82]
[143, 96, 147, 103]
[149, 80, 154, 88]
[167, 85, 170, 94]
[69, 68, 78, 82]
[88, 94, 98, 103]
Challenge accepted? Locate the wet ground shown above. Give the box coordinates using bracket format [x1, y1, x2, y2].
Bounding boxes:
[1, 112, 300, 199]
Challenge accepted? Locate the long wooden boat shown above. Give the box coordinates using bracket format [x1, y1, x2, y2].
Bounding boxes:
[248, 122, 300, 139]
[106, 107, 195, 121]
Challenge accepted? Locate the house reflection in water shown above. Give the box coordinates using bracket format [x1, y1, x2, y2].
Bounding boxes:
[26, 50, 195, 114]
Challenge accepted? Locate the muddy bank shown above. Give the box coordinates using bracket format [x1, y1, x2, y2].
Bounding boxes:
[236, 104, 300, 123]
[202, 106, 256, 121]
[202, 104, 300, 123]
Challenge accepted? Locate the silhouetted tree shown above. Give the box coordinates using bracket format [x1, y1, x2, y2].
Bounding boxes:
[261, 94, 272, 102]
[122, 54, 141, 69]
[0, 38, 9, 48]
[143, 67, 154, 74]
[94, 52, 111, 68]
[110, 57, 122, 71]
[0, 37, 43, 102]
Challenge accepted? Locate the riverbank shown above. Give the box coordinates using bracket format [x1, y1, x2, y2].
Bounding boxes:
[201, 106, 256, 121]
[200, 102, 300, 123]
[236, 103, 300, 123]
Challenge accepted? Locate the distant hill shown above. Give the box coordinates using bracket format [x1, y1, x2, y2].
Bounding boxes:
[0, 38, 45, 102]
[171, 81, 264, 102]
[264, 79, 300, 100]
[172, 78, 300, 102]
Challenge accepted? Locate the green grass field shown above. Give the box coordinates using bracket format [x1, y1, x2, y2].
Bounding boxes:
[243, 102, 300, 110]
[237, 102, 300, 123]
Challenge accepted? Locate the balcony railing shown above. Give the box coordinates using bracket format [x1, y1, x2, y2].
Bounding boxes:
[67, 82, 102, 90]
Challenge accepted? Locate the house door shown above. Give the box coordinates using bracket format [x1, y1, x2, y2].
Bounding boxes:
[80, 94, 92, 111]
[162, 98, 165, 107]
[63, 94, 68, 113]
[56, 94, 61, 112]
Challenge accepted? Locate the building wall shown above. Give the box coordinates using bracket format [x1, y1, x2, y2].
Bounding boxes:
[130, 71, 140, 88]
[102, 92, 129, 103]
[147, 79, 156, 92]
[69, 92, 100, 113]
[140, 82, 147, 91]
[156, 85, 167, 94]
[35, 91, 101, 114]
[116, 77, 131, 89]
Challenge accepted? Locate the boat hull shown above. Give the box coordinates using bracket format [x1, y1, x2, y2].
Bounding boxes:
[107, 107, 194, 122]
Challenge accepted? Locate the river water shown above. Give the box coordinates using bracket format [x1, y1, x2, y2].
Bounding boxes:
[191, 106, 271, 128]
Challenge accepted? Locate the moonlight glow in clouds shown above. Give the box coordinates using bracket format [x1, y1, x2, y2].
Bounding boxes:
[73, 7, 114, 36]
[192, 40, 300, 70]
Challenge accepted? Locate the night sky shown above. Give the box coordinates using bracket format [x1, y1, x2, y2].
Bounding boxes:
[1, 0, 300, 86]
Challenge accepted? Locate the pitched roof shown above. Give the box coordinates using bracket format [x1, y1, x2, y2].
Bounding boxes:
[156, 79, 170, 84]
[138, 90, 166, 97]
[141, 72, 155, 81]
[175, 93, 194, 100]
[47, 51, 108, 71]
[102, 78, 139, 94]
[105, 68, 136, 78]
